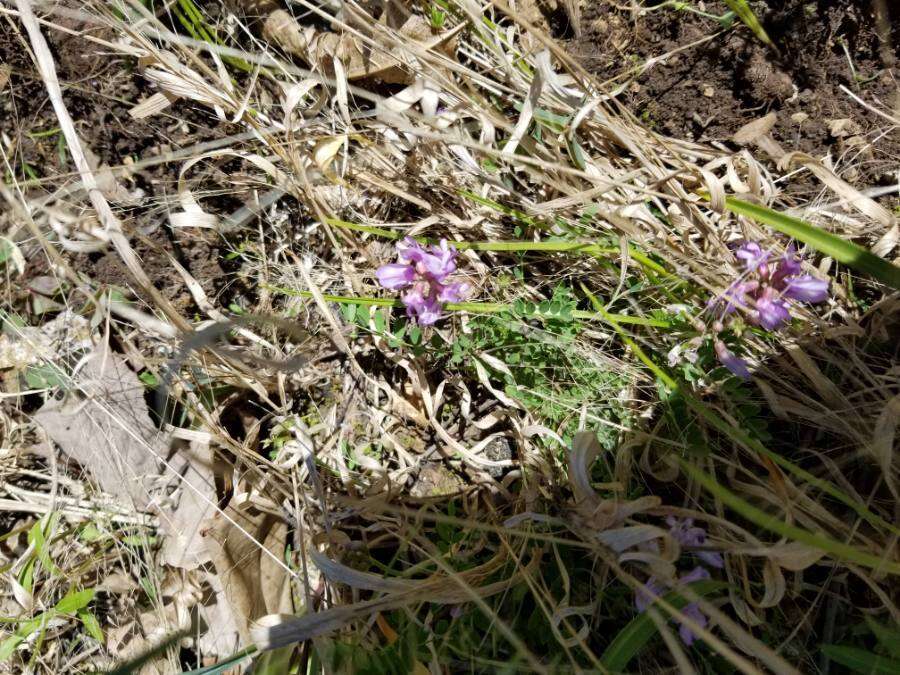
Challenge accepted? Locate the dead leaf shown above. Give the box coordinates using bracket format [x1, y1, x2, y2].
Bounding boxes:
[197, 570, 243, 659]
[159, 440, 218, 569]
[201, 499, 293, 644]
[34, 343, 168, 508]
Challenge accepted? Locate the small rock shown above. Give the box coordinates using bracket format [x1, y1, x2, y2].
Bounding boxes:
[828, 118, 861, 138]
[409, 462, 465, 498]
[483, 436, 514, 479]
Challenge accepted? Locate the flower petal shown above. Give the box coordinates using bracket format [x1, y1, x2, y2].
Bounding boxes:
[678, 603, 708, 646]
[397, 237, 426, 263]
[634, 577, 664, 613]
[376, 263, 415, 290]
[698, 551, 725, 569]
[437, 281, 470, 303]
[783, 275, 829, 303]
[735, 241, 770, 272]
[402, 286, 442, 325]
[754, 288, 791, 330]
[421, 239, 458, 280]
[678, 566, 711, 586]
[772, 245, 802, 283]
[715, 341, 751, 380]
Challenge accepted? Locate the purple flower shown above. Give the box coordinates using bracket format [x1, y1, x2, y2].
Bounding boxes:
[717, 280, 757, 315]
[714, 341, 750, 380]
[735, 242, 770, 273]
[666, 517, 724, 569]
[782, 275, 829, 303]
[376, 263, 416, 289]
[438, 281, 470, 303]
[754, 286, 791, 330]
[678, 565, 711, 586]
[771, 245, 801, 280]
[376, 238, 469, 325]
[679, 602, 708, 646]
[674, 567, 711, 645]
[634, 566, 713, 646]
[711, 242, 830, 333]
[634, 577, 665, 613]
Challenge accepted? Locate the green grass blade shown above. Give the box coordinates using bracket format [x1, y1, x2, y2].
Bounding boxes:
[679, 461, 900, 575]
[180, 646, 257, 674]
[265, 286, 671, 327]
[53, 588, 94, 615]
[821, 645, 900, 674]
[724, 197, 900, 290]
[601, 580, 728, 671]
[722, 0, 773, 47]
[866, 617, 900, 659]
[325, 218, 670, 276]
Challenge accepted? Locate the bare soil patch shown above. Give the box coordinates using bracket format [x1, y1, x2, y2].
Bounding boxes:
[575, 0, 899, 194]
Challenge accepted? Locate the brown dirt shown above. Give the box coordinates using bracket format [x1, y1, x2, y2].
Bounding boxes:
[0, 11, 236, 313]
[574, 0, 900, 193]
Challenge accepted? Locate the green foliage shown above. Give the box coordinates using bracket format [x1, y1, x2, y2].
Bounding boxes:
[722, 0, 774, 47]
[315, 622, 419, 675]
[662, 337, 771, 452]
[0, 586, 99, 662]
[447, 287, 629, 443]
[821, 646, 900, 675]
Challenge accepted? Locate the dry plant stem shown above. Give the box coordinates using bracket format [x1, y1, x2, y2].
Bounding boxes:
[14, 0, 190, 332]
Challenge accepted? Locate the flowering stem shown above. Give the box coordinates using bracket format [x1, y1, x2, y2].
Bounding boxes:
[266, 285, 671, 327]
[325, 218, 669, 276]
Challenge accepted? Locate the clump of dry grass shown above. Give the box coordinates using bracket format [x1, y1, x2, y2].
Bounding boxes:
[1, 0, 898, 672]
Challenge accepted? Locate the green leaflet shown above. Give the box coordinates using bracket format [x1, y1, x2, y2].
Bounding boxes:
[821, 645, 900, 675]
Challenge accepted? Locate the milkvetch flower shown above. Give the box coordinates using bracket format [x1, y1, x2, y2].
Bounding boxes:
[376, 237, 470, 325]
[634, 566, 712, 646]
[710, 242, 830, 377]
[634, 517, 723, 645]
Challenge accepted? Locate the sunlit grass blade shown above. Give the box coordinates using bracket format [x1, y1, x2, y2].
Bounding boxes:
[325, 217, 670, 276]
[724, 197, 900, 290]
[679, 461, 900, 575]
[601, 580, 728, 671]
[722, 0, 774, 47]
[266, 285, 672, 327]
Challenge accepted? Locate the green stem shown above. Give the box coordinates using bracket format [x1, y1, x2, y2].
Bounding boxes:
[325, 218, 669, 276]
[266, 285, 671, 328]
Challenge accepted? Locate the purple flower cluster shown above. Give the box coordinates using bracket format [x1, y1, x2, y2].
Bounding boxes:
[635, 517, 724, 646]
[375, 237, 470, 326]
[711, 242, 829, 378]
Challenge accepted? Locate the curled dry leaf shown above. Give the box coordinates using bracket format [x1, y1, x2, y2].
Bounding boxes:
[569, 431, 661, 531]
[262, 10, 461, 84]
[253, 549, 541, 651]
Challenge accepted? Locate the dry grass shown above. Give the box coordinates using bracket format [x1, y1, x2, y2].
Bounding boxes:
[0, 0, 898, 672]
